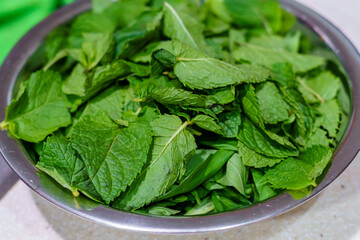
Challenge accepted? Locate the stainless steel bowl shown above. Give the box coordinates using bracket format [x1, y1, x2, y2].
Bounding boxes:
[1, 0, 360, 233]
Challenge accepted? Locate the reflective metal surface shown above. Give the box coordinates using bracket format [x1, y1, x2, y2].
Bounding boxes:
[0, 0, 360, 233]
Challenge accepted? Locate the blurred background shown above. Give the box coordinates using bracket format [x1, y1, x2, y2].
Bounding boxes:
[0, 0, 75, 64]
[0, 0, 360, 239]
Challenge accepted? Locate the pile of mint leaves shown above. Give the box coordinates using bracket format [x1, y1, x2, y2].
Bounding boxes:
[0, 0, 350, 216]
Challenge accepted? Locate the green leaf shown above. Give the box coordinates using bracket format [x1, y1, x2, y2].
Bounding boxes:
[218, 153, 248, 195]
[37, 136, 101, 201]
[210, 87, 236, 105]
[146, 87, 216, 108]
[71, 11, 116, 35]
[71, 113, 153, 203]
[233, 44, 325, 72]
[299, 72, 341, 104]
[199, 139, 239, 151]
[115, 11, 163, 59]
[132, 41, 173, 63]
[83, 60, 150, 100]
[185, 196, 215, 215]
[173, 41, 269, 90]
[211, 191, 242, 212]
[271, 62, 296, 88]
[265, 145, 332, 189]
[163, 2, 208, 53]
[255, 81, 290, 124]
[113, 115, 197, 210]
[306, 127, 332, 148]
[281, 87, 314, 146]
[239, 142, 283, 168]
[251, 169, 277, 202]
[224, 0, 283, 33]
[240, 84, 296, 150]
[238, 118, 298, 158]
[67, 86, 139, 137]
[158, 149, 234, 200]
[147, 206, 180, 216]
[0, 71, 71, 142]
[62, 64, 87, 96]
[218, 110, 242, 138]
[69, 32, 113, 70]
[316, 100, 341, 138]
[192, 115, 223, 135]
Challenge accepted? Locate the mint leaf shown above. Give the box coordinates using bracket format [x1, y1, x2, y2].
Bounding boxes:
[218, 110, 242, 138]
[62, 64, 87, 96]
[251, 169, 277, 202]
[265, 145, 332, 189]
[239, 142, 283, 168]
[299, 72, 341, 103]
[256, 82, 290, 124]
[163, 2, 208, 53]
[218, 153, 248, 195]
[37, 136, 101, 201]
[71, 113, 153, 203]
[146, 87, 216, 108]
[115, 11, 163, 59]
[192, 115, 223, 135]
[238, 118, 298, 158]
[224, 0, 282, 33]
[114, 115, 197, 210]
[159, 149, 233, 200]
[0, 71, 71, 142]
[172, 41, 269, 90]
[316, 100, 341, 138]
[234, 44, 325, 72]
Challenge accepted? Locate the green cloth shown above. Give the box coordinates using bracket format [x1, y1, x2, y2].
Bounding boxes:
[0, 0, 76, 64]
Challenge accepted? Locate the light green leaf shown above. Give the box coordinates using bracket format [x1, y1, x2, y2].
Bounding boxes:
[71, 113, 153, 204]
[224, 0, 283, 33]
[299, 72, 341, 104]
[163, 2, 208, 52]
[316, 99, 341, 138]
[192, 115, 223, 135]
[185, 197, 215, 215]
[147, 206, 180, 216]
[265, 145, 332, 189]
[67, 86, 139, 137]
[62, 64, 87, 96]
[0, 71, 71, 142]
[37, 136, 101, 201]
[233, 44, 325, 72]
[251, 169, 277, 202]
[220, 153, 248, 195]
[256, 82, 290, 124]
[114, 115, 197, 210]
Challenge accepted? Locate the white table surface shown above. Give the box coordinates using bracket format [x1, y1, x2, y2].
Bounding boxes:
[1, 0, 360, 239]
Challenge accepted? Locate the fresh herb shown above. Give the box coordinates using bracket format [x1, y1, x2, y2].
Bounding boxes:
[0, 0, 349, 215]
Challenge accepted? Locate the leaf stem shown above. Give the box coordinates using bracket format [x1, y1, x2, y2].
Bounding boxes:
[133, 98, 146, 102]
[298, 79, 325, 103]
[0, 121, 8, 130]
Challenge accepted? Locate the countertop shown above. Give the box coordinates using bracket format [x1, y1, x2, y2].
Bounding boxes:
[1, 0, 360, 239]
